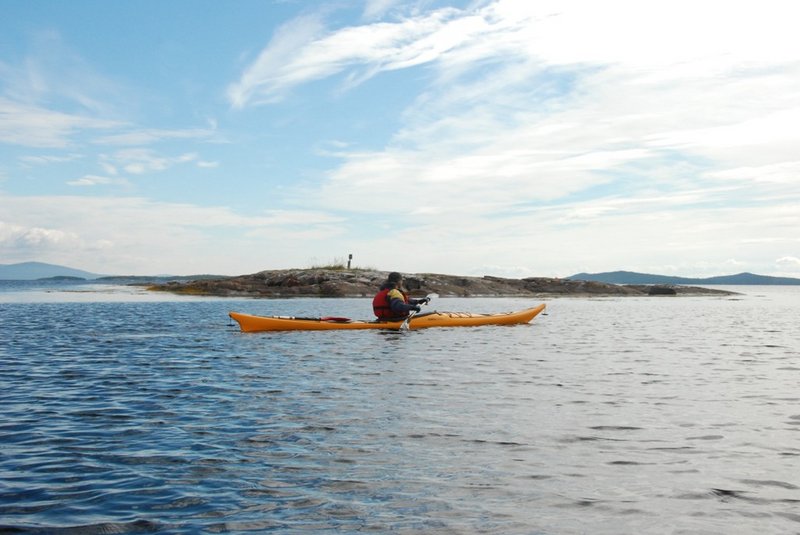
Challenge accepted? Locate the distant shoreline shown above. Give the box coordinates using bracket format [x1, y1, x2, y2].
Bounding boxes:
[4, 262, 797, 287]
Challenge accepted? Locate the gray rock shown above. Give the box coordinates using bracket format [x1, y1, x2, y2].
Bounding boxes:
[148, 269, 736, 298]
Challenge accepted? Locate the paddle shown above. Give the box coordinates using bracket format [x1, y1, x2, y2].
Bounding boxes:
[400, 293, 438, 331]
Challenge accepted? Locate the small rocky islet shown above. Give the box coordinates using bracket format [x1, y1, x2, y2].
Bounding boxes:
[147, 268, 735, 298]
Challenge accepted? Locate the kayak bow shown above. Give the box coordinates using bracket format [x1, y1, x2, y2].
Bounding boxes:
[229, 304, 545, 332]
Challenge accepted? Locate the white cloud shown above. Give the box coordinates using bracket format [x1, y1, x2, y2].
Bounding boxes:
[502, 0, 800, 69]
[2, 30, 218, 156]
[706, 161, 800, 185]
[2, 30, 123, 114]
[93, 127, 217, 146]
[100, 150, 199, 175]
[228, 6, 495, 107]
[260, 0, 799, 238]
[776, 256, 800, 269]
[229, 1, 800, 109]
[0, 97, 120, 148]
[19, 153, 84, 165]
[99, 161, 118, 175]
[0, 195, 352, 275]
[228, 0, 800, 218]
[0, 220, 81, 249]
[228, 14, 328, 107]
[0, 31, 134, 148]
[363, 0, 401, 20]
[66, 175, 130, 187]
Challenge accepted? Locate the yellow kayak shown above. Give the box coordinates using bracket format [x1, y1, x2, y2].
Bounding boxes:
[229, 304, 546, 332]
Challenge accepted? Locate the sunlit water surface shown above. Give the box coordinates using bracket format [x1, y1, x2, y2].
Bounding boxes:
[1, 281, 798, 533]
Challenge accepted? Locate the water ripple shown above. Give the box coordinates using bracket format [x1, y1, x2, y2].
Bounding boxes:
[1, 291, 800, 532]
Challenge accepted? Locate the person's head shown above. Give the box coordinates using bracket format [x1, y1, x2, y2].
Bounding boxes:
[387, 271, 403, 287]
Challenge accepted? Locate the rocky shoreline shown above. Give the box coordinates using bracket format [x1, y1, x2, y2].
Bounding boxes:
[147, 269, 736, 298]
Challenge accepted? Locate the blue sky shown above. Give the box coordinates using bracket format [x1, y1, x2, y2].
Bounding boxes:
[1, 0, 799, 278]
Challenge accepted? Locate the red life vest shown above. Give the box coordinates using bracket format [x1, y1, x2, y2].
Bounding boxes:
[372, 287, 409, 319]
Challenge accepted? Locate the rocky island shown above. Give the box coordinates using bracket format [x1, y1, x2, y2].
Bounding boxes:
[147, 269, 735, 298]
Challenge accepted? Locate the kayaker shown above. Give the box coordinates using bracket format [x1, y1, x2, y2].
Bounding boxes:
[372, 272, 429, 320]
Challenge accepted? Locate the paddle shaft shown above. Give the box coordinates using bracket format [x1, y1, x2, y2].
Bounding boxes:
[400, 293, 438, 331]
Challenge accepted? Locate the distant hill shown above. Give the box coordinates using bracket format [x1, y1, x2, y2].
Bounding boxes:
[567, 270, 800, 285]
[0, 262, 104, 280]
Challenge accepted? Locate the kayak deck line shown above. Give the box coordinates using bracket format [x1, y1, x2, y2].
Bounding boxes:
[229, 304, 546, 332]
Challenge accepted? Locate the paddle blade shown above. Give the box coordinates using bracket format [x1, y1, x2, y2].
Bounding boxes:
[400, 310, 416, 331]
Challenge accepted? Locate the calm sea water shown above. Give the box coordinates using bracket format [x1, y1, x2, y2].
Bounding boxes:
[1, 281, 798, 534]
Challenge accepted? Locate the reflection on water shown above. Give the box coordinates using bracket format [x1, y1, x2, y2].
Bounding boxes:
[1, 284, 798, 533]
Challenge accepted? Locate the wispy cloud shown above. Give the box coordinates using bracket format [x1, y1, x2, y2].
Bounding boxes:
[0, 30, 132, 148]
[2, 30, 218, 157]
[19, 153, 84, 165]
[100, 150, 198, 175]
[0, 97, 121, 148]
[66, 175, 130, 187]
[227, 6, 491, 107]
[2, 29, 124, 114]
[228, 14, 328, 107]
[93, 127, 218, 146]
[362, 0, 402, 20]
